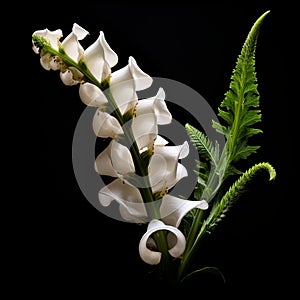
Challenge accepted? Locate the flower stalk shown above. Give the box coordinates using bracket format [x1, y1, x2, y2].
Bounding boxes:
[32, 29, 174, 279]
[32, 12, 275, 287]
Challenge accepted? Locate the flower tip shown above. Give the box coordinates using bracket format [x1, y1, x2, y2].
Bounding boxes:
[72, 23, 89, 40]
[198, 200, 209, 210]
[156, 87, 166, 99]
[128, 56, 153, 90]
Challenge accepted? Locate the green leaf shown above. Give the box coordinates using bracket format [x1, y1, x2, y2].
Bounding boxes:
[185, 123, 220, 167]
[180, 266, 226, 284]
[185, 123, 222, 200]
[213, 10, 270, 164]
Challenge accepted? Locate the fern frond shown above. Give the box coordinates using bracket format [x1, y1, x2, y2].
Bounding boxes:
[202, 162, 276, 233]
[212, 10, 270, 164]
[185, 123, 220, 167]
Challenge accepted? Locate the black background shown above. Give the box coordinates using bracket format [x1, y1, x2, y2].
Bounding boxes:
[9, 0, 294, 298]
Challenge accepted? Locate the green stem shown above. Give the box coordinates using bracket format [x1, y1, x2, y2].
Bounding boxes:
[177, 227, 207, 281]
[178, 140, 230, 281]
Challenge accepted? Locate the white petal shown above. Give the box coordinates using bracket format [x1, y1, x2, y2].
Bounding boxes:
[131, 112, 157, 150]
[61, 23, 89, 62]
[148, 142, 189, 193]
[175, 162, 188, 185]
[94, 142, 118, 177]
[127, 56, 153, 91]
[95, 140, 135, 176]
[84, 31, 118, 82]
[93, 109, 123, 138]
[136, 88, 172, 125]
[110, 56, 152, 114]
[138, 219, 186, 265]
[60, 69, 78, 86]
[98, 179, 147, 222]
[154, 135, 169, 146]
[155, 141, 189, 160]
[110, 140, 135, 175]
[160, 195, 209, 228]
[79, 82, 108, 107]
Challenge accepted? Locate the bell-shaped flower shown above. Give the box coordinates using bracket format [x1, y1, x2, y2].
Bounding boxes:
[92, 109, 123, 139]
[160, 194, 208, 227]
[99, 178, 147, 223]
[138, 219, 186, 265]
[93, 87, 171, 151]
[59, 23, 89, 85]
[33, 24, 89, 74]
[109, 56, 153, 114]
[95, 139, 135, 178]
[148, 141, 190, 193]
[95, 137, 188, 194]
[61, 23, 89, 62]
[83, 31, 118, 83]
[79, 56, 152, 114]
[98, 179, 208, 225]
[132, 87, 172, 151]
[138, 196, 208, 265]
[33, 24, 117, 86]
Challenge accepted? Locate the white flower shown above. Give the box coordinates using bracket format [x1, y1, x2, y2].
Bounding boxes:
[132, 87, 172, 150]
[138, 219, 186, 265]
[92, 109, 123, 139]
[79, 56, 152, 113]
[83, 31, 118, 83]
[32, 28, 63, 54]
[138, 196, 208, 265]
[32, 24, 88, 76]
[95, 140, 135, 178]
[98, 179, 208, 264]
[81, 57, 154, 139]
[32, 24, 118, 86]
[61, 23, 89, 62]
[98, 178, 147, 223]
[148, 141, 189, 193]
[95, 138, 188, 193]
[109, 56, 153, 114]
[99, 179, 208, 225]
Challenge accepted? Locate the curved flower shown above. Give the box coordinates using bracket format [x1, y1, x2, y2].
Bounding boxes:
[95, 137, 188, 193]
[32, 24, 89, 76]
[138, 219, 186, 265]
[92, 109, 123, 139]
[61, 23, 89, 62]
[160, 194, 208, 227]
[83, 31, 118, 83]
[137, 197, 208, 265]
[98, 177, 208, 224]
[149, 141, 189, 193]
[32, 24, 117, 86]
[79, 56, 152, 114]
[109, 56, 153, 114]
[132, 87, 172, 150]
[99, 178, 147, 223]
[95, 139, 135, 177]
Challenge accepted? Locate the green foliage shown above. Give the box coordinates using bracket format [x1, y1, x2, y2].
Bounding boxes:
[204, 162, 276, 233]
[180, 12, 275, 281]
[212, 10, 270, 165]
[185, 123, 221, 200]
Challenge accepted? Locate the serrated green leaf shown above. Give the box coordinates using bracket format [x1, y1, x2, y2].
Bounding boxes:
[214, 10, 270, 165]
